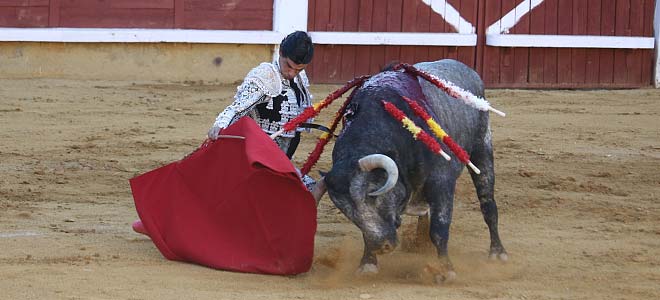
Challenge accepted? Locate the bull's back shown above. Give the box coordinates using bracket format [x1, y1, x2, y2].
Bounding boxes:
[414, 59, 490, 154]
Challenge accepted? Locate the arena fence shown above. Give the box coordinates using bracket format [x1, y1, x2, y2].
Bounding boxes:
[0, 0, 657, 88]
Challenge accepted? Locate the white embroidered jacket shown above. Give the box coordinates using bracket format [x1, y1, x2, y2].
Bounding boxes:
[211, 59, 313, 138]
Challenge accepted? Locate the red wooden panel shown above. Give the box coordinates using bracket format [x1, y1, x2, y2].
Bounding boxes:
[585, 0, 601, 84]
[413, 1, 430, 63]
[339, 0, 360, 80]
[386, 0, 402, 32]
[384, 0, 402, 66]
[599, 0, 616, 83]
[643, 0, 654, 37]
[498, 0, 517, 85]
[445, 46, 458, 61]
[543, 0, 558, 84]
[325, 0, 344, 81]
[400, 0, 419, 64]
[49, 0, 60, 26]
[328, 0, 345, 31]
[0, 6, 47, 27]
[183, 0, 270, 11]
[482, 0, 501, 85]
[513, 0, 530, 85]
[528, 0, 545, 84]
[401, 0, 419, 31]
[441, 0, 455, 65]
[182, 9, 271, 29]
[475, 0, 486, 75]
[174, 0, 183, 27]
[111, 1, 174, 9]
[431, 0, 447, 33]
[181, 0, 272, 29]
[556, 0, 572, 85]
[354, 0, 373, 78]
[456, 0, 476, 68]
[400, 46, 417, 64]
[444, 0, 458, 62]
[570, 0, 587, 84]
[433, 0, 461, 34]
[314, 0, 329, 31]
[307, 0, 315, 30]
[370, 2, 387, 73]
[640, 0, 655, 85]
[0, 1, 30, 6]
[612, 0, 630, 84]
[311, 0, 330, 82]
[357, 0, 373, 31]
[0, 0, 47, 5]
[305, 0, 315, 80]
[60, 8, 173, 28]
[626, 0, 644, 84]
[60, 0, 108, 8]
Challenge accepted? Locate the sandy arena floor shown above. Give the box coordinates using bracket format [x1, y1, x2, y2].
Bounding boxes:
[0, 79, 658, 299]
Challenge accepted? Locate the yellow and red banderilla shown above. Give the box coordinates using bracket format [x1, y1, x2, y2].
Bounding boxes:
[382, 98, 481, 174]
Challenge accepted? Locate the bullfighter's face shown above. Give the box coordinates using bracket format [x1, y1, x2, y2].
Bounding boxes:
[278, 54, 307, 80]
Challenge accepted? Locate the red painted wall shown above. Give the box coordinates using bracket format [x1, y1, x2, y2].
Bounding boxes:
[0, 0, 654, 87]
[481, 0, 655, 88]
[307, 0, 655, 88]
[306, 0, 479, 83]
[0, 0, 273, 29]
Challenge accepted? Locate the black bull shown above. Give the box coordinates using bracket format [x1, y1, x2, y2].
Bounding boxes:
[324, 59, 507, 282]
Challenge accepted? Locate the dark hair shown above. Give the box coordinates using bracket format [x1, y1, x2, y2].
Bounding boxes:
[280, 31, 314, 64]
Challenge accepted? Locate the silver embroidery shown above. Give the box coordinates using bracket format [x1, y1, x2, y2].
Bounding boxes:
[245, 63, 282, 97]
[210, 60, 314, 138]
[212, 81, 268, 130]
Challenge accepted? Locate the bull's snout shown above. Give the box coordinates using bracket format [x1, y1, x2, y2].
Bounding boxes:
[379, 240, 396, 254]
[371, 238, 398, 255]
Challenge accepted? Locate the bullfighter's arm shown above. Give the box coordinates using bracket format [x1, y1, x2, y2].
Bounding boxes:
[209, 81, 267, 139]
[208, 63, 283, 139]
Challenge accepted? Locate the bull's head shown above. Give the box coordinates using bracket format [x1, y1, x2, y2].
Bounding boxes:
[326, 154, 407, 255]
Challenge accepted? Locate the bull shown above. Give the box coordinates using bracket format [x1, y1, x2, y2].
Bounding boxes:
[324, 59, 507, 283]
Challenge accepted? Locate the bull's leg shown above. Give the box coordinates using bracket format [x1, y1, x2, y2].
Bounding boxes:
[311, 177, 327, 206]
[357, 234, 379, 274]
[468, 142, 508, 261]
[425, 178, 458, 283]
[414, 214, 433, 252]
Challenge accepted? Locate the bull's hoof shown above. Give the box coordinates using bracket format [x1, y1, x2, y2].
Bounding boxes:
[489, 252, 509, 262]
[404, 203, 429, 216]
[424, 263, 455, 284]
[356, 263, 379, 275]
[434, 270, 457, 284]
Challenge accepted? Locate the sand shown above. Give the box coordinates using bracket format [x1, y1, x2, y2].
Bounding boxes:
[0, 79, 658, 300]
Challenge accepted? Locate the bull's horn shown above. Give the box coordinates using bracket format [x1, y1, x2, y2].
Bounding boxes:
[358, 154, 399, 196]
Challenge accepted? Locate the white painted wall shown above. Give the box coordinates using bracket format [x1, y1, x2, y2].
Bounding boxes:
[487, 34, 655, 49]
[273, 0, 308, 34]
[0, 0, 656, 87]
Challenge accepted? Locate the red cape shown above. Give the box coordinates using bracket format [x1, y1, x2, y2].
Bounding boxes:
[130, 117, 317, 275]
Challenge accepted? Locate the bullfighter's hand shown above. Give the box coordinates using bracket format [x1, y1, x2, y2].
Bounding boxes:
[207, 125, 223, 140]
